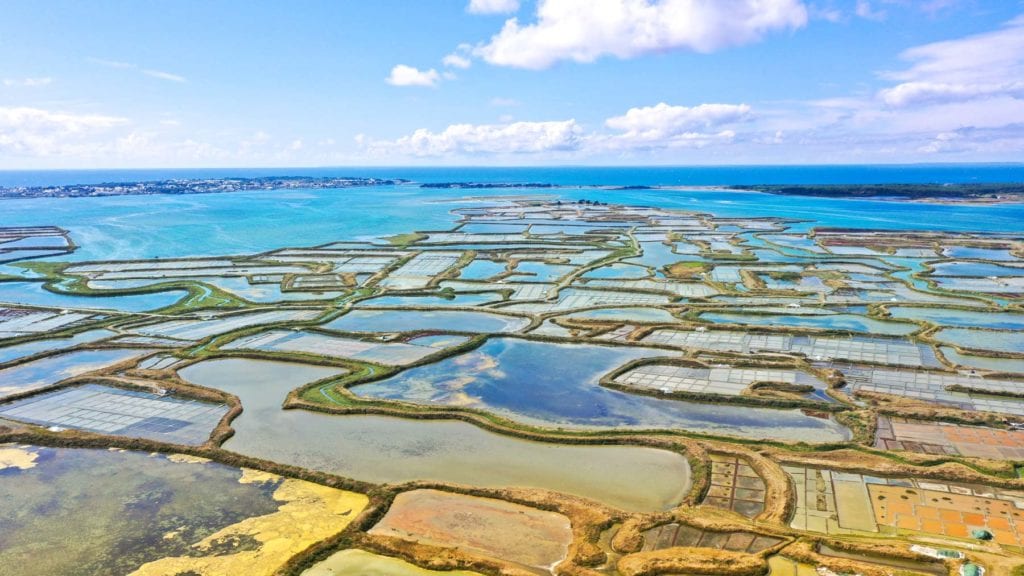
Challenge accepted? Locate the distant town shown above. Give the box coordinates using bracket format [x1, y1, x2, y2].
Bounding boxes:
[0, 176, 404, 199]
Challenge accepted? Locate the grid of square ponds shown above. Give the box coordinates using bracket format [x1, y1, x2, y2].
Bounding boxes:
[0, 383, 227, 445]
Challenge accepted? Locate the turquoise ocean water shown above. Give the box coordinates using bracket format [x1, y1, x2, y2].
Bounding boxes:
[0, 166, 1021, 261]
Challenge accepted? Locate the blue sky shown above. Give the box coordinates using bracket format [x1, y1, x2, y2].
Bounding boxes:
[1, 0, 1023, 168]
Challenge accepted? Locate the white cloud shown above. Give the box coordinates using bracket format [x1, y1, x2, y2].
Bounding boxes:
[3, 77, 53, 87]
[88, 57, 135, 69]
[880, 81, 1024, 108]
[365, 101, 752, 158]
[474, 0, 808, 69]
[917, 125, 1024, 155]
[443, 53, 472, 69]
[468, 0, 520, 14]
[443, 44, 474, 70]
[88, 57, 187, 82]
[367, 119, 582, 156]
[605, 102, 751, 136]
[600, 129, 738, 152]
[854, 0, 886, 21]
[386, 64, 441, 87]
[599, 103, 750, 150]
[878, 15, 1024, 107]
[142, 69, 187, 83]
[808, 5, 843, 23]
[0, 106, 127, 157]
[598, 101, 749, 150]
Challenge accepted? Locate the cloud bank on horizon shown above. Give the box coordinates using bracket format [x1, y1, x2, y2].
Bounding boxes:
[1, 0, 1023, 167]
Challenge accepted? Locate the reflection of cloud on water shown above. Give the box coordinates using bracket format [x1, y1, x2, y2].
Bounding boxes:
[444, 376, 477, 392]
[0, 446, 39, 470]
[452, 352, 503, 378]
[444, 391, 481, 408]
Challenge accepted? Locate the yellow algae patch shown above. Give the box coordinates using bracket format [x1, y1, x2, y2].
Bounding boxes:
[165, 453, 212, 465]
[0, 445, 38, 470]
[767, 555, 818, 576]
[239, 467, 280, 485]
[129, 471, 368, 576]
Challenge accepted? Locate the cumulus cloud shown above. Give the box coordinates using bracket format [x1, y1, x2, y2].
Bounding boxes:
[878, 15, 1024, 107]
[881, 81, 1024, 108]
[0, 106, 127, 156]
[605, 103, 751, 136]
[468, 0, 520, 14]
[364, 101, 752, 157]
[386, 64, 441, 87]
[3, 77, 53, 87]
[366, 119, 582, 156]
[474, 0, 808, 69]
[599, 102, 750, 150]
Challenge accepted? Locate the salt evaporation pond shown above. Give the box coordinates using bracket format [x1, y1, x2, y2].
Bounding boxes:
[701, 311, 917, 336]
[0, 329, 115, 364]
[934, 328, 1024, 354]
[179, 358, 693, 512]
[0, 281, 186, 312]
[323, 309, 529, 333]
[0, 348, 154, 399]
[354, 338, 850, 442]
[887, 307, 1024, 330]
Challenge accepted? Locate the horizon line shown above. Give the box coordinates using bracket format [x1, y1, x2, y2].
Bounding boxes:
[2, 161, 1024, 173]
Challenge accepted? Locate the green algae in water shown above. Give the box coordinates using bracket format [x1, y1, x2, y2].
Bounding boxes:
[0, 445, 281, 576]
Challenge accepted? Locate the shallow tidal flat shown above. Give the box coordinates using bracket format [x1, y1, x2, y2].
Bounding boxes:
[354, 338, 851, 442]
[179, 358, 692, 512]
[0, 445, 366, 576]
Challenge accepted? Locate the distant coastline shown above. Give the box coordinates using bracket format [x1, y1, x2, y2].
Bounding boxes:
[722, 183, 1024, 204]
[2, 175, 1022, 204]
[0, 176, 405, 199]
[419, 181, 1024, 204]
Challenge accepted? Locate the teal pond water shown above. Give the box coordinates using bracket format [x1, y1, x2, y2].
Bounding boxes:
[323, 309, 529, 333]
[887, 307, 1024, 330]
[0, 281, 186, 312]
[701, 311, 917, 336]
[353, 338, 850, 442]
